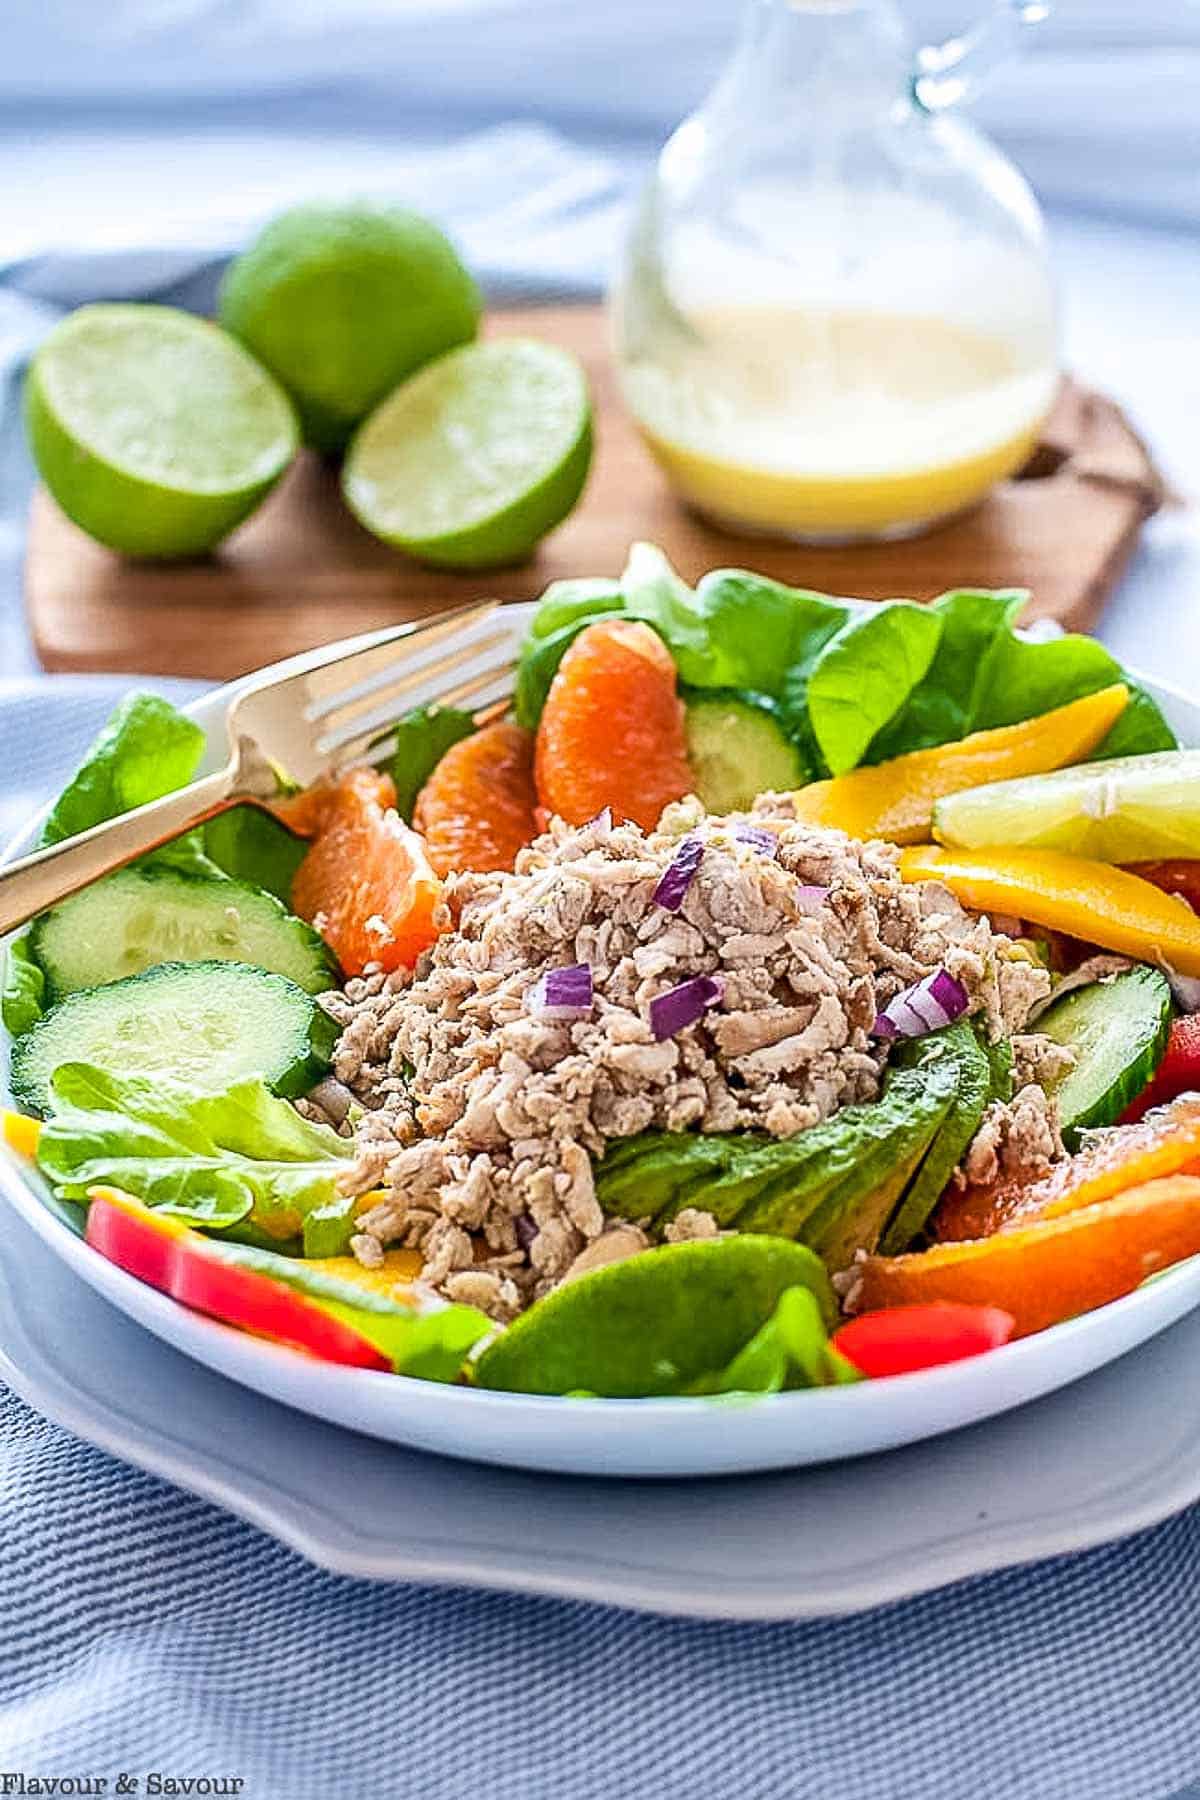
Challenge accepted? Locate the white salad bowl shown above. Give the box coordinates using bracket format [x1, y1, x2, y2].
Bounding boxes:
[3, 604, 1200, 1480]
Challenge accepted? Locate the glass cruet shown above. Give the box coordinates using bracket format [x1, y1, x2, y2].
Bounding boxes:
[610, 0, 1058, 544]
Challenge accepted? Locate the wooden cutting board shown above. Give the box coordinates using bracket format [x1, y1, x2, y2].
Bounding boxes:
[25, 303, 1168, 681]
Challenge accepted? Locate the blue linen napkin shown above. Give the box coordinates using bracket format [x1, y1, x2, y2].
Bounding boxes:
[1, 680, 1200, 1799]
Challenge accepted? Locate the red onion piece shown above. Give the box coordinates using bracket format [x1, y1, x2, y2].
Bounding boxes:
[794, 885, 829, 916]
[734, 825, 780, 860]
[874, 968, 969, 1040]
[528, 964, 593, 1022]
[653, 834, 704, 911]
[649, 974, 724, 1041]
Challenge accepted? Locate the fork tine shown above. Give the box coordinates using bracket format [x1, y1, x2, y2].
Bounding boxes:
[324, 649, 516, 768]
[359, 669, 518, 772]
[244, 600, 500, 707]
[309, 621, 513, 738]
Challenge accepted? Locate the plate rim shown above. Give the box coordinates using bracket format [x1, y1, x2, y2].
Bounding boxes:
[5, 1189, 1200, 1620]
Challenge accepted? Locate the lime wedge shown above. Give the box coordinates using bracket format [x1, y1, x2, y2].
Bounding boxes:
[26, 304, 298, 559]
[342, 338, 592, 569]
[473, 1235, 835, 1397]
[932, 750, 1200, 861]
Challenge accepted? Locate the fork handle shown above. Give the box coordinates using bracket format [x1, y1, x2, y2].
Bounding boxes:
[0, 765, 244, 937]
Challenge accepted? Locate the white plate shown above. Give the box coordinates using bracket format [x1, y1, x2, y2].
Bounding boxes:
[7, 1188, 1200, 1621]
[3, 625, 1200, 1480]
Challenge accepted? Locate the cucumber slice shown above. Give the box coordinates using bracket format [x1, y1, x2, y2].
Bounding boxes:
[11, 960, 336, 1116]
[683, 692, 806, 813]
[31, 866, 333, 999]
[1034, 966, 1172, 1147]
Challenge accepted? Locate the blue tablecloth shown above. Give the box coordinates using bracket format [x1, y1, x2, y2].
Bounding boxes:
[3, 1370, 1200, 1798]
[1, 67, 1199, 1794]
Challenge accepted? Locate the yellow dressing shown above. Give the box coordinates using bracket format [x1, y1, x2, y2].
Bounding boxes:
[620, 305, 1057, 539]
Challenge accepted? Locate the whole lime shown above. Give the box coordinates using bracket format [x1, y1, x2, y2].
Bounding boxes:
[218, 202, 481, 453]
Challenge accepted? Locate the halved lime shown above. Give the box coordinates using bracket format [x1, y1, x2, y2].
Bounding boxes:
[473, 1235, 835, 1397]
[25, 304, 298, 558]
[342, 338, 592, 570]
[932, 750, 1200, 861]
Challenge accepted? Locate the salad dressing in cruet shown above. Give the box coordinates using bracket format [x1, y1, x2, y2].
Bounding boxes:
[611, 0, 1058, 542]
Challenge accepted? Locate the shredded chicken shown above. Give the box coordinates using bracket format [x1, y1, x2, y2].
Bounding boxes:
[322, 806, 1051, 1315]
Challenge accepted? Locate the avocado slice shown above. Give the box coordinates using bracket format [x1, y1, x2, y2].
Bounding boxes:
[877, 1025, 993, 1255]
[795, 1066, 958, 1267]
[597, 1132, 735, 1223]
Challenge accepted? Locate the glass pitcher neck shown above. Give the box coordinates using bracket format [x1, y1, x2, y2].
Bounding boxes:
[716, 0, 912, 118]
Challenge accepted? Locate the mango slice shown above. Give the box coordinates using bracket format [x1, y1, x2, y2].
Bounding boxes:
[789, 684, 1128, 846]
[899, 845, 1200, 976]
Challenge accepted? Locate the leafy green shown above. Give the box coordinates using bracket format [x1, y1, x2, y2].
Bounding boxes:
[42, 693, 208, 848]
[867, 589, 1177, 764]
[805, 602, 943, 774]
[687, 1286, 861, 1395]
[1087, 685, 1178, 761]
[203, 1239, 491, 1380]
[3, 936, 45, 1036]
[389, 704, 477, 819]
[204, 805, 308, 901]
[689, 569, 847, 695]
[515, 553, 1175, 784]
[31, 690, 226, 946]
[38, 1064, 356, 1252]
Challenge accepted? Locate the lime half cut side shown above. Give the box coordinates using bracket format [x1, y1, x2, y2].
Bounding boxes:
[25, 304, 298, 559]
[343, 338, 592, 569]
[932, 749, 1200, 862]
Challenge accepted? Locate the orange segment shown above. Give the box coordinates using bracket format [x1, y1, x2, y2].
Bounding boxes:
[934, 1094, 1200, 1242]
[535, 618, 692, 831]
[791, 684, 1129, 846]
[290, 766, 445, 975]
[855, 1176, 1200, 1337]
[414, 720, 538, 876]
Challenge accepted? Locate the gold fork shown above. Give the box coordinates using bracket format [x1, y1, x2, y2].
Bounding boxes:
[0, 601, 516, 936]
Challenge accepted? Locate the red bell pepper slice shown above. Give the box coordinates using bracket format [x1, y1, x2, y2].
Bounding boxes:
[830, 1302, 1015, 1378]
[1124, 861, 1200, 914]
[1120, 1015, 1200, 1125]
[86, 1187, 390, 1369]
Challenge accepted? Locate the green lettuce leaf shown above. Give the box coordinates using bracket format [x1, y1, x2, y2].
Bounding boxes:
[866, 589, 1177, 764]
[2, 936, 45, 1036]
[805, 602, 943, 774]
[514, 546, 852, 727]
[203, 805, 308, 901]
[689, 569, 848, 696]
[389, 703, 477, 819]
[38, 1063, 356, 1251]
[42, 693, 207, 846]
[687, 1285, 861, 1395]
[38, 690, 226, 885]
